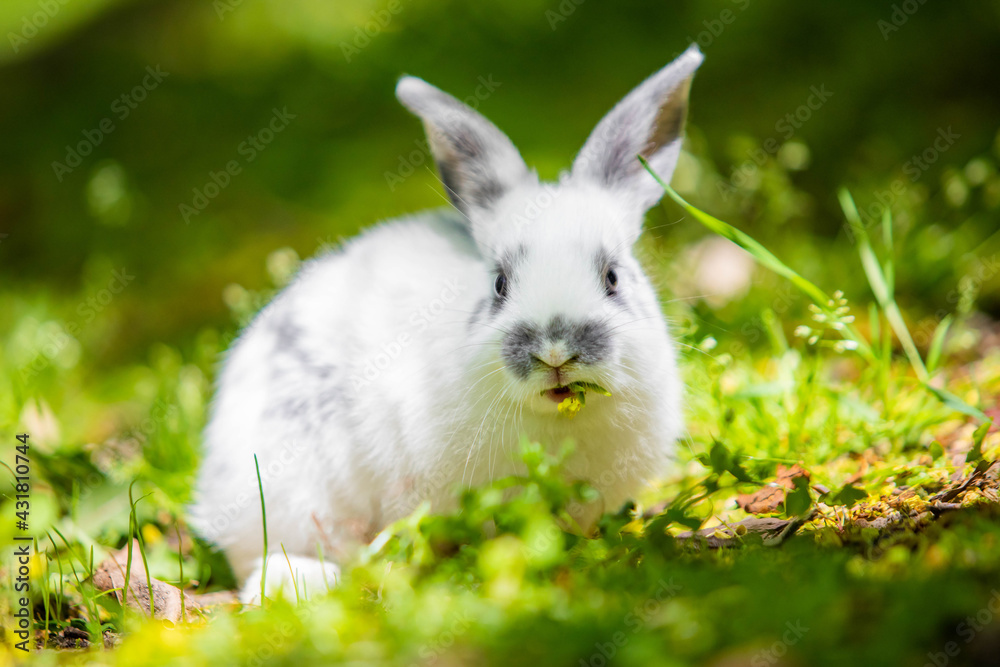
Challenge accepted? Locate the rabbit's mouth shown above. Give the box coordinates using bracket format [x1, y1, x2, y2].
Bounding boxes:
[543, 386, 576, 403]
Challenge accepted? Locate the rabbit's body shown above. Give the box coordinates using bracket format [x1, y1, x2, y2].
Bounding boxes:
[191, 46, 703, 601]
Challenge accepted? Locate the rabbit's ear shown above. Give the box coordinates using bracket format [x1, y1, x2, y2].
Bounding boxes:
[571, 45, 703, 212]
[396, 77, 531, 216]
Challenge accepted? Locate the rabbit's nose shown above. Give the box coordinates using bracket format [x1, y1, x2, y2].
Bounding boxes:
[534, 342, 578, 369]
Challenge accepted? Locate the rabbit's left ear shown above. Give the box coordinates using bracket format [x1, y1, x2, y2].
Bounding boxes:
[396, 76, 532, 217]
[571, 45, 703, 212]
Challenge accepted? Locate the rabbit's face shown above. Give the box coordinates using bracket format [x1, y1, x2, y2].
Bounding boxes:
[467, 183, 663, 412]
[396, 45, 703, 413]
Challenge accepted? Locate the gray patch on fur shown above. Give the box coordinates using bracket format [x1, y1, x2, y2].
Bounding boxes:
[594, 247, 612, 276]
[262, 315, 349, 422]
[468, 297, 490, 330]
[271, 315, 332, 378]
[570, 46, 703, 211]
[501, 321, 542, 379]
[316, 384, 351, 420]
[263, 394, 310, 420]
[547, 315, 611, 365]
[490, 245, 527, 314]
[593, 248, 632, 313]
[502, 316, 611, 379]
[396, 76, 531, 218]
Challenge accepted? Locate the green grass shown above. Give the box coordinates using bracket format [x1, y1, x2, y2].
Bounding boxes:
[254, 454, 269, 607]
[3, 133, 1000, 666]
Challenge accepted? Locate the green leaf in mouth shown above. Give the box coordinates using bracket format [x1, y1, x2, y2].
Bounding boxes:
[538, 382, 612, 398]
[566, 381, 611, 397]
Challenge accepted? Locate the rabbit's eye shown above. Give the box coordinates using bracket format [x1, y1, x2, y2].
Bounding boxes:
[604, 268, 618, 295]
[494, 273, 509, 299]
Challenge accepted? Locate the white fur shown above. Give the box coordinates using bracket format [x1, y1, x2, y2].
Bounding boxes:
[190, 46, 703, 602]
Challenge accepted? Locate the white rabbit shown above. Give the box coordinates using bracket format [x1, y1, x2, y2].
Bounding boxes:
[190, 45, 703, 603]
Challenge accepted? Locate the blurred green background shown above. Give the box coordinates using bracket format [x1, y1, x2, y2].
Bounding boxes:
[2, 0, 999, 469]
[3, 3, 1000, 662]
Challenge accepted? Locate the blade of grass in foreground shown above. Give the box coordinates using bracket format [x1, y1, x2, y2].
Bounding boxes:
[639, 156, 874, 361]
[128, 481, 155, 619]
[254, 453, 268, 605]
[176, 524, 186, 622]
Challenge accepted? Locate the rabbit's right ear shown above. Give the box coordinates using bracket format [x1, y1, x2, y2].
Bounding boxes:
[571, 45, 703, 213]
[396, 77, 532, 219]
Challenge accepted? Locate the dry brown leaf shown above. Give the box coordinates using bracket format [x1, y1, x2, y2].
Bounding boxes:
[985, 407, 1000, 433]
[736, 464, 811, 514]
[736, 486, 785, 514]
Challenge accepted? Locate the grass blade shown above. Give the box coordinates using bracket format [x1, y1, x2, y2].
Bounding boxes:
[840, 189, 928, 381]
[839, 189, 986, 421]
[280, 544, 300, 604]
[254, 453, 268, 605]
[926, 384, 989, 421]
[642, 157, 874, 360]
[881, 208, 895, 297]
[176, 524, 186, 622]
[49, 527, 103, 648]
[39, 538, 50, 648]
[128, 482, 155, 619]
[926, 315, 954, 375]
[644, 160, 988, 424]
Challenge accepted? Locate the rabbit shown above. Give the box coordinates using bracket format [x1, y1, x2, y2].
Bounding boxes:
[190, 45, 703, 603]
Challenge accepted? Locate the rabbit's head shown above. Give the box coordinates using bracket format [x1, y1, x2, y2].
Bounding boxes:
[396, 46, 702, 413]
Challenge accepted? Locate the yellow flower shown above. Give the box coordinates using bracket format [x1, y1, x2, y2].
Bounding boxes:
[557, 395, 584, 418]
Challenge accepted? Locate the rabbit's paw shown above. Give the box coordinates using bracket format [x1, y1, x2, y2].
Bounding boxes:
[239, 554, 340, 605]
